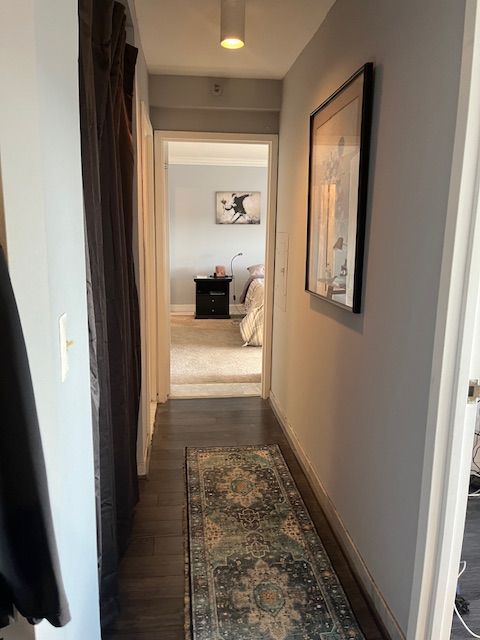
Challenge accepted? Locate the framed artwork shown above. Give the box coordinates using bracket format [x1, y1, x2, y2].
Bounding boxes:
[305, 63, 374, 313]
[216, 191, 261, 224]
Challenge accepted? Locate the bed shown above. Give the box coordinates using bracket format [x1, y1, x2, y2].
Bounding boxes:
[239, 274, 264, 346]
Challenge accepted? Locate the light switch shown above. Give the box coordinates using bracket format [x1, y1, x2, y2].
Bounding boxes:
[59, 313, 69, 382]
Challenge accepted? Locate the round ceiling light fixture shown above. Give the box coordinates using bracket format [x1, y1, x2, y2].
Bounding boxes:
[220, 0, 245, 49]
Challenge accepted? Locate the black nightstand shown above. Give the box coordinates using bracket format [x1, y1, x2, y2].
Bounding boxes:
[194, 276, 232, 319]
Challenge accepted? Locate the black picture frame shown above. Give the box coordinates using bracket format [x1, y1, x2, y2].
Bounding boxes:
[305, 63, 374, 313]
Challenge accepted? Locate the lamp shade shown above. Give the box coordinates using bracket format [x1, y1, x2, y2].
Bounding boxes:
[221, 0, 245, 49]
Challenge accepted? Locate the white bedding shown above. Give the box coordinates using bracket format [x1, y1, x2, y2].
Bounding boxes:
[240, 278, 264, 346]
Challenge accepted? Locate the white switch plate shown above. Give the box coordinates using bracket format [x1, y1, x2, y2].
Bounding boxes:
[59, 313, 69, 382]
[275, 232, 289, 312]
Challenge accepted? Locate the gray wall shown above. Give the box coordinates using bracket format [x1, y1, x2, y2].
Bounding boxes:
[169, 164, 267, 305]
[151, 107, 279, 134]
[271, 0, 465, 633]
[0, 165, 6, 257]
[150, 75, 281, 133]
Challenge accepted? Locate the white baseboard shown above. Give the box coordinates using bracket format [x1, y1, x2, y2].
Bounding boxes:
[137, 402, 157, 477]
[269, 391, 405, 640]
[170, 303, 245, 316]
[170, 304, 195, 315]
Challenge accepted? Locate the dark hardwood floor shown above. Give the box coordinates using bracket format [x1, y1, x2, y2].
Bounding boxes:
[104, 397, 387, 640]
[451, 497, 480, 638]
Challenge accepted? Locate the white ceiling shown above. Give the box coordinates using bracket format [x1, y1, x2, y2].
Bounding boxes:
[168, 141, 269, 166]
[134, 0, 335, 79]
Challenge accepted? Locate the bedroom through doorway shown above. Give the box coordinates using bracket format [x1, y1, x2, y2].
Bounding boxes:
[163, 138, 273, 399]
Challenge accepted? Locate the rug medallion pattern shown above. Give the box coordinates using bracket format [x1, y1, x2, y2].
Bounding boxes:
[186, 445, 365, 640]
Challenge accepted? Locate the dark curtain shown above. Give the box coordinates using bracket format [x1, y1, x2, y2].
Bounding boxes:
[78, 0, 140, 629]
[0, 246, 70, 629]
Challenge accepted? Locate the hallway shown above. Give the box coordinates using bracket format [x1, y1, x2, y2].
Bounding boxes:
[104, 397, 386, 640]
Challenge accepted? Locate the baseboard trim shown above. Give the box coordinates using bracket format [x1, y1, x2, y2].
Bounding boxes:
[170, 303, 245, 316]
[269, 391, 405, 640]
[137, 402, 156, 477]
[170, 304, 195, 315]
[138, 455, 148, 477]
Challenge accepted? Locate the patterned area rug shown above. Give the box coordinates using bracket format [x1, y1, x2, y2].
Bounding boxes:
[186, 445, 365, 640]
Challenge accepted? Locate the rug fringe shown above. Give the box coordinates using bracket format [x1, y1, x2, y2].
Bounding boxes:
[184, 452, 192, 640]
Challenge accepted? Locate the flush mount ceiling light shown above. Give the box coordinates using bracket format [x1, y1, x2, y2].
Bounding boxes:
[220, 0, 245, 49]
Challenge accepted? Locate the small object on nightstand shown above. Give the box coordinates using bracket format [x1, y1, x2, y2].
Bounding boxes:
[214, 265, 226, 277]
[194, 276, 232, 319]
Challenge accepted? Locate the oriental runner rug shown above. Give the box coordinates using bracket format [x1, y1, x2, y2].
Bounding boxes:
[185, 445, 365, 640]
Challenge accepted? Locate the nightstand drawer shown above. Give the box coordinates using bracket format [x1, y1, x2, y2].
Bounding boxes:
[196, 294, 229, 316]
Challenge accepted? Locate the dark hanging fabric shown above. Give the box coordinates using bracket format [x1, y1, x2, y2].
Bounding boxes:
[115, 38, 141, 554]
[123, 42, 141, 436]
[100, 2, 139, 557]
[0, 246, 70, 629]
[79, 0, 120, 627]
[78, 0, 140, 629]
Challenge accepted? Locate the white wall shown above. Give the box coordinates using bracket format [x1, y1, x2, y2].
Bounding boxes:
[271, 0, 465, 634]
[0, 1, 100, 639]
[168, 164, 267, 306]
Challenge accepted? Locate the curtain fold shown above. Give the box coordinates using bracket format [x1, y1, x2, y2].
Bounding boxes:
[78, 0, 140, 629]
[0, 245, 70, 628]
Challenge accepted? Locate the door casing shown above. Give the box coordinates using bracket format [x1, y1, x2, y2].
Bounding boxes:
[407, 2, 480, 637]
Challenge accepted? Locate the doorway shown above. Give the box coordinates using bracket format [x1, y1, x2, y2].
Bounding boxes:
[167, 140, 268, 398]
[153, 132, 278, 402]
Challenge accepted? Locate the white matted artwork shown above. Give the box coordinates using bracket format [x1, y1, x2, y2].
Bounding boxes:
[216, 191, 261, 224]
[305, 63, 374, 313]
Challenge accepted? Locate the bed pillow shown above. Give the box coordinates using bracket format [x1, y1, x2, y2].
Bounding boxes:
[247, 264, 265, 277]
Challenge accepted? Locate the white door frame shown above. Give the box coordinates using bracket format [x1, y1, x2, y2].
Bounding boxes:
[135, 101, 157, 474]
[407, 2, 480, 638]
[153, 130, 278, 401]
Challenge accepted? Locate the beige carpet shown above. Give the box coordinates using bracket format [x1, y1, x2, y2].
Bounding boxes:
[170, 316, 262, 393]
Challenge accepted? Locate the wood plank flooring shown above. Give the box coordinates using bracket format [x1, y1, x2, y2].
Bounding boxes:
[104, 397, 387, 640]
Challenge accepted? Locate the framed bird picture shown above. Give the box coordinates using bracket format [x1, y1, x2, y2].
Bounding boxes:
[216, 191, 261, 224]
